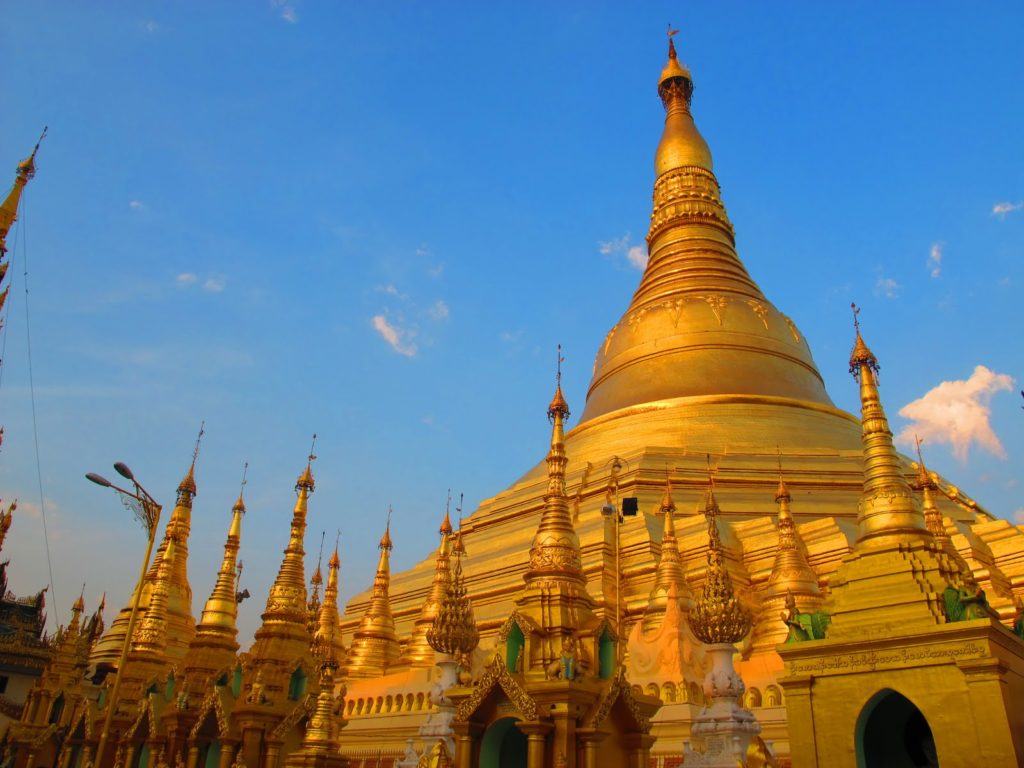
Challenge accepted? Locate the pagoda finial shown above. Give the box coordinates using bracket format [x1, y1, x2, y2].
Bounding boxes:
[848, 308, 929, 548]
[667, 24, 679, 58]
[0, 129, 46, 258]
[380, 507, 393, 551]
[775, 447, 790, 502]
[690, 475, 751, 645]
[849, 302, 878, 377]
[234, 461, 248, 512]
[548, 344, 570, 421]
[177, 421, 204, 503]
[296, 433, 317, 492]
[440, 489, 454, 537]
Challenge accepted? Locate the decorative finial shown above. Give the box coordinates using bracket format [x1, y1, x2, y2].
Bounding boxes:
[849, 302, 879, 378]
[440, 490, 453, 537]
[296, 433, 317, 491]
[192, 420, 205, 465]
[380, 506, 393, 551]
[548, 345, 570, 421]
[233, 461, 249, 511]
[313, 530, 326, 585]
[667, 24, 679, 58]
[913, 435, 937, 490]
[775, 447, 790, 501]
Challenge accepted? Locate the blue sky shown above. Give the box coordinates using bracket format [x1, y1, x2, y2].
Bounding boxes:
[1, 2, 1021, 640]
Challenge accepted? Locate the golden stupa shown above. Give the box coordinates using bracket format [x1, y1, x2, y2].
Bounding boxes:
[6, 31, 1024, 768]
[336, 33, 1024, 757]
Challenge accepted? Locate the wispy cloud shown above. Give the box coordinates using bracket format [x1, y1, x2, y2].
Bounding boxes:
[203, 275, 226, 293]
[500, 330, 523, 343]
[271, 0, 298, 23]
[129, 200, 146, 211]
[175, 272, 226, 293]
[376, 284, 407, 300]
[599, 233, 647, 270]
[927, 243, 943, 278]
[141, 20, 158, 33]
[897, 365, 1015, 461]
[992, 201, 1023, 219]
[428, 299, 450, 321]
[372, 315, 417, 357]
[874, 276, 900, 299]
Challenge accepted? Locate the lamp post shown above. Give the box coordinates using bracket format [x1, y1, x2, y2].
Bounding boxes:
[601, 456, 631, 663]
[86, 463, 162, 768]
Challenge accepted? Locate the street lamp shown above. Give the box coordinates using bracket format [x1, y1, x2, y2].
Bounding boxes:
[85, 463, 162, 768]
[600, 456, 635, 663]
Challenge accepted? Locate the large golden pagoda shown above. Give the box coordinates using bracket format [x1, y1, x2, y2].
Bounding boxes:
[6, 29, 1024, 768]
[339, 33, 1024, 760]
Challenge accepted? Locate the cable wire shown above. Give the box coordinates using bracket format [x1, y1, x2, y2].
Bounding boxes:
[17, 191, 59, 628]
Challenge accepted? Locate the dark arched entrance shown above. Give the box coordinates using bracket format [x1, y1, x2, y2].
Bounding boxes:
[856, 690, 938, 768]
[480, 717, 527, 768]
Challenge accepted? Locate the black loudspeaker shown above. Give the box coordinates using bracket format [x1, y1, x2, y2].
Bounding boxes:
[621, 497, 639, 516]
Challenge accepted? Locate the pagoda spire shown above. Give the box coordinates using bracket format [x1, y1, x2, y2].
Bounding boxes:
[308, 531, 325, 635]
[642, 472, 693, 633]
[313, 536, 345, 669]
[848, 305, 930, 549]
[765, 463, 820, 603]
[913, 438, 976, 585]
[248, 443, 318, 670]
[524, 346, 589, 591]
[346, 511, 400, 677]
[0, 128, 45, 258]
[515, 349, 598, 652]
[580, 37, 832, 424]
[402, 495, 454, 666]
[0, 499, 14, 553]
[690, 476, 751, 645]
[194, 482, 245, 647]
[427, 526, 479, 658]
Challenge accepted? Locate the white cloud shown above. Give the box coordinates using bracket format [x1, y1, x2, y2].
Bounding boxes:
[599, 233, 647, 270]
[176, 272, 198, 286]
[372, 315, 417, 357]
[927, 243, 942, 278]
[500, 330, 523, 343]
[142, 20, 158, 33]
[897, 365, 1015, 462]
[203, 276, 226, 293]
[626, 246, 647, 270]
[376, 284, 407, 300]
[874, 276, 900, 299]
[992, 201, 1023, 219]
[428, 299, 450, 321]
[129, 200, 145, 211]
[427, 262, 445, 278]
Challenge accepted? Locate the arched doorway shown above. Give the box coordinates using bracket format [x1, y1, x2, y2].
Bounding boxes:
[856, 689, 938, 768]
[480, 718, 528, 768]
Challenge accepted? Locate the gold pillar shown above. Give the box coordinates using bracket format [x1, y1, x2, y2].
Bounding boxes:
[451, 722, 481, 768]
[262, 742, 281, 768]
[81, 745, 95, 768]
[516, 722, 551, 768]
[217, 743, 235, 768]
[576, 730, 607, 768]
[778, 674, 818, 768]
[622, 733, 655, 768]
[185, 745, 200, 768]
